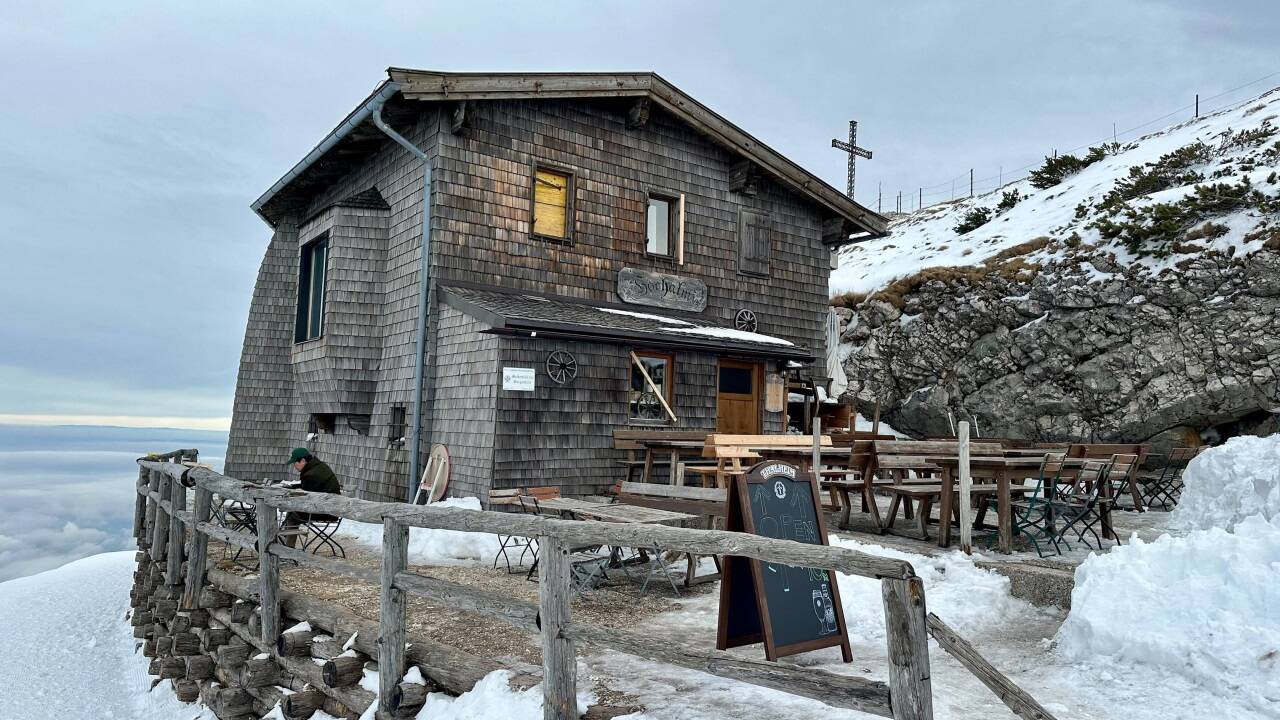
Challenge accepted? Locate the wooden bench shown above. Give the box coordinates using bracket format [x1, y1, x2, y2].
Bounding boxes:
[858, 440, 1006, 536]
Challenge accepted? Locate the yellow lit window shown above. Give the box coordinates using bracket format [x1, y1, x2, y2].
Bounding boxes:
[533, 167, 571, 239]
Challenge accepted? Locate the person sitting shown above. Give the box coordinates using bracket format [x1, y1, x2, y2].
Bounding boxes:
[282, 447, 342, 547]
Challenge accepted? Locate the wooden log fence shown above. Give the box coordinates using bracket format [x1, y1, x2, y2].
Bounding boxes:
[133, 454, 940, 720]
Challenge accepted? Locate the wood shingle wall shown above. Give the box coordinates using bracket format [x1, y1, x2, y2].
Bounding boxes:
[431, 304, 498, 500]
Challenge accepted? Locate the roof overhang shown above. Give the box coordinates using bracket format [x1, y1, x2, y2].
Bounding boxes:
[251, 69, 889, 238]
[440, 285, 815, 362]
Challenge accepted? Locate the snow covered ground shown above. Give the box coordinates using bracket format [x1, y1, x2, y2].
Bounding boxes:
[0, 551, 217, 720]
[832, 86, 1280, 296]
[343, 497, 501, 565]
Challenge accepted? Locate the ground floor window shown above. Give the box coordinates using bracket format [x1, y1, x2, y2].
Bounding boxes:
[629, 351, 674, 421]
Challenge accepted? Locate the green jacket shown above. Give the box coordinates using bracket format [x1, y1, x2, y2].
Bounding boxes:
[299, 459, 341, 495]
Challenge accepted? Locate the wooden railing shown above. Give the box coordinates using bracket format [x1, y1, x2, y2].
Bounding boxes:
[135, 457, 936, 720]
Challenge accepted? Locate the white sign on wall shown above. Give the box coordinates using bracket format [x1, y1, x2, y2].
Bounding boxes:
[502, 367, 536, 392]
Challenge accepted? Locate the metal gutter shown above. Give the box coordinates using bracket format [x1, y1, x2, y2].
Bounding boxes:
[249, 81, 402, 225]
[370, 105, 435, 504]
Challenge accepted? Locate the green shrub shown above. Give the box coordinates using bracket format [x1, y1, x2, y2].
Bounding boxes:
[1218, 122, 1276, 152]
[996, 189, 1021, 213]
[1029, 146, 1109, 189]
[954, 206, 993, 234]
[1099, 143, 1210, 212]
[1091, 178, 1265, 256]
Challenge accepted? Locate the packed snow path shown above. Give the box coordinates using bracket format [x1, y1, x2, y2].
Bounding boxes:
[0, 551, 214, 720]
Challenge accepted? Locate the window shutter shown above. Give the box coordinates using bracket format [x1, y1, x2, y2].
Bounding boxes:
[533, 168, 569, 238]
[739, 210, 771, 275]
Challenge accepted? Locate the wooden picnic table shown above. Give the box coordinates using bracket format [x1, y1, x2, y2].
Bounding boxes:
[637, 439, 706, 484]
[538, 498, 696, 526]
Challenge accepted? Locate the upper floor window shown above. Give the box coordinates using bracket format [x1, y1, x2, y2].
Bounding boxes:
[532, 166, 573, 241]
[295, 235, 328, 342]
[738, 209, 771, 276]
[646, 194, 676, 257]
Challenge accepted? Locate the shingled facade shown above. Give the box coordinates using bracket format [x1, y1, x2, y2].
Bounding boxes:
[225, 70, 887, 503]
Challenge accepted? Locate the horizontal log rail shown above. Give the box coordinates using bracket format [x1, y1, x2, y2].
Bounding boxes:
[140, 461, 913, 581]
[135, 454, 934, 720]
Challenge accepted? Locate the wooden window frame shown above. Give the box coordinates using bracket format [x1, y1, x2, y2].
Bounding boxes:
[388, 406, 407, 446]
[294, 232, 329, 343]
[628, 350, 677, 425]
[530, 162, 575, 245]
[644, 190, 680, 260]
[737, 208, 772, 278]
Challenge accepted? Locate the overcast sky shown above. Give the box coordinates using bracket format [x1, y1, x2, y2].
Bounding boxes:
[1, 0, 1276, 430]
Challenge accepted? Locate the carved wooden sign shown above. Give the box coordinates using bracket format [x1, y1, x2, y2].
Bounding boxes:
[616, 267, 708, 312]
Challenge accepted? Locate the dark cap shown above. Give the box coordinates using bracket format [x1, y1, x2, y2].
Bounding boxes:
[287, 447, 311, 465]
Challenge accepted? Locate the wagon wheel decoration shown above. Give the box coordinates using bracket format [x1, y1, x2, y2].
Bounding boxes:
[634, 390, 664, 419]
[734, 308, 758, 333]
[545, 350, 578, 384]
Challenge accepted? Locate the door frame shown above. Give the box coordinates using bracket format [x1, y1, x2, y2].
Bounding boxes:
[716, 358, 763, 434]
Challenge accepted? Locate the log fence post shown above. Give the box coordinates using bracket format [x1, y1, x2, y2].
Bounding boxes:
[134, 467, 149, 542]
[882, 576, 933, 720]
[143, 468, 161, 548]
[538, 536, 576, 720]
[168, 479, 187, 585]
[255, 499, 280, 646]
[183, 486, 213, 609]
[957, 421, 972, 555]
[378, 518, 410, 719]
[151, 471, 171, 564]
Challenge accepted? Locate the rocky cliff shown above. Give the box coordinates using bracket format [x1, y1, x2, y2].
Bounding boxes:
[832, 89, 1280, 449]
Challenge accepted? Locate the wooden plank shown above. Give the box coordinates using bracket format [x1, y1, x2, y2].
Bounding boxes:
[562, 622, 892, 716]
[958, 422, 972, 556]
[167, 480, 186, 585]
[926, 614, 1057, 720]
[148, 464, 915, 580]
[255, 500, 280, 646]
[619, 482, 725, 503]
[182, 487, 213, 609]
[539, 537, 576, 720]
[881, 578, 934, 720]
[379, 519, 410, 718]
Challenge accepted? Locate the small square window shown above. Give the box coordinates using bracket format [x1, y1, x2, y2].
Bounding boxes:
[646, 195, 676, 256]
[630, 352, 674, 421]
[532, 166, 572, 241]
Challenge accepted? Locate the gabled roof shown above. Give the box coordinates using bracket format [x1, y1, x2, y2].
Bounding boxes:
[442, 285, 814, 361]
[253, 69, 888, 240]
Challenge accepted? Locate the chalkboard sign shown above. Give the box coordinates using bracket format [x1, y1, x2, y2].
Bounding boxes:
[717, 461, 852, 662]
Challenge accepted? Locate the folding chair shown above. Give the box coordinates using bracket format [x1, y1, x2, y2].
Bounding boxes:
[1140, 447, 1198, 510]
[985, 453, 1069, 557]
[300, 516, 346, 557]
[1054, 460, 1119, 550]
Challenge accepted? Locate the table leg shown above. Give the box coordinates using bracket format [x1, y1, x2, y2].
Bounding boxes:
[1127, 473, 1146, 513]
[1101, 480, 1117, 540]
[669, 450, 680, 486]
[938, 467, 954, 547]
[642, 449, 655, 484]
[997, 470, 1012, 554]
[838, 488, 852, 530]
[863, 474, 884, 533]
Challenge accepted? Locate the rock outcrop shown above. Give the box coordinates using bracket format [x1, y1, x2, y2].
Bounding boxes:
[839, 246, 1280, 447]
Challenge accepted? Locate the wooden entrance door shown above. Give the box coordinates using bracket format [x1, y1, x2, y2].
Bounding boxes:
[717, 359, 762, 433]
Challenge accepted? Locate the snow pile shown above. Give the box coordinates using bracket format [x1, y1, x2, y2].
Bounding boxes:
[832, 86, 1280, 295]
[414, 670, 592, 720]
[342, 497, 501, 565]
[1172, 434, 1280, 531]
[827, 536, 1043, 641]
[0, 551, 217, 719]
[1057, 514, 1280, 709]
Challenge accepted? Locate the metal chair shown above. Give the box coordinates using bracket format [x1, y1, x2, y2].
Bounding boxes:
[299, 516, 346, 557]
[1140, 447, 1198, 509]
[1054, 459, 1120, 550]
[986, 453, 1070, 557]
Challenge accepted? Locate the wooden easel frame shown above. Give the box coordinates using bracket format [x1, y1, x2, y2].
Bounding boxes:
[716, 462, 853, 662]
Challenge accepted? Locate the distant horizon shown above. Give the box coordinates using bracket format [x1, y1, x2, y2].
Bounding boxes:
[0, 414, 230, 433]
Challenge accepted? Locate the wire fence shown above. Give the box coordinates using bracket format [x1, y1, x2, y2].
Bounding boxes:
[872, 70, 1280, 215]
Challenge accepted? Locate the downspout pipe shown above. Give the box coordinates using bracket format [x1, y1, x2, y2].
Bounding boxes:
[371, 100, 434, 504]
